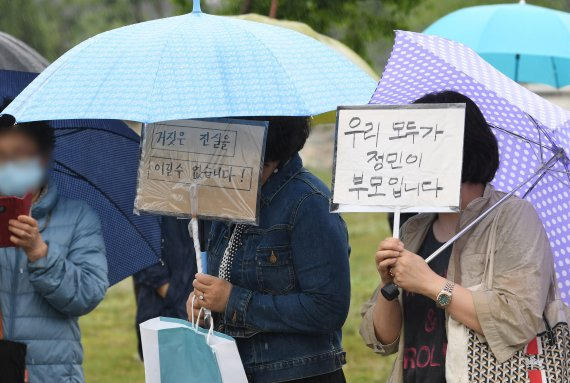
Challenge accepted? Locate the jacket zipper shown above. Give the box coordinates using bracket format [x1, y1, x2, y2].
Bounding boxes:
[9, 248, 20, 338]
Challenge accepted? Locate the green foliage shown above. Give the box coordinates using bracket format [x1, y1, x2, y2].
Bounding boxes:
[0, 0, 170, 61]
[2, 0, 569, 72]
[172, 0, 424, 64]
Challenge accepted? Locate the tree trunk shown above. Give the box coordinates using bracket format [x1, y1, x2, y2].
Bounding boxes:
[269, 0, 278, 18]
[132, 0, 144, 23]
[240, 0, 254, 14]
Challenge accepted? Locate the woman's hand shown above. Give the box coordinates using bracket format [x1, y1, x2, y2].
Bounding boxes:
[192, 273, 232, 314]
[186, 291, 206, 327]
[392, 250, 445, 298]
[9, 215, 48, 263]
[375, 237, 404, 286]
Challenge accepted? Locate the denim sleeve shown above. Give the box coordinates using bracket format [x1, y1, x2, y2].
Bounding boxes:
[224, 192, 351, 333]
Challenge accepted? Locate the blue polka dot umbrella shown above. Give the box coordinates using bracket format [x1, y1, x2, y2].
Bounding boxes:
[2, 0, 375, 123]
[371, 31, 570, 303]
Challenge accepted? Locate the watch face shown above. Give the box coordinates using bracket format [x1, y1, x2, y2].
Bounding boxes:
[437, 294, 451, 306]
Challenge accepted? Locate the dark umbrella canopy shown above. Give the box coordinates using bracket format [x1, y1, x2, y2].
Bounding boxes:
[0, 32, 49, 73]
[0, 69, 161, 284]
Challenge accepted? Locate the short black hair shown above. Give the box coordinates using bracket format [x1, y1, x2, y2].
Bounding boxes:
[413, 91, 499, 184]
[240, 116, 310, 163]
[0, 99, 55, 156]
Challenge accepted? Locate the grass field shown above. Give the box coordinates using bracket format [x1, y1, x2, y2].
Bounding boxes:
[80, 169, 395, 382]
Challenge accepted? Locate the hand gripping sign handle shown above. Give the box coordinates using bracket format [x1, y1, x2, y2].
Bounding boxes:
[381, 151, 562, 301]
[380, 207, 401, 301]
[189, 184, 203, 273]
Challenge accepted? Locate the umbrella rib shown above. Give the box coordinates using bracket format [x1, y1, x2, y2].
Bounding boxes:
[489, 124, 555, 152]
[547, 171, 570, 188]
[53, 160, 160, 260]
[528, 137, 543, 167]
[144, 17, 187, 123]
[551, 57, 560, 89]
[527, 113, 557, 149]
[548, 159, 570, 187]
[9, 34, 104, 119]
[564, 161, 570, 185]
[522, 170, 547, 199]
[234, 24, 309, 113]
[54, 126, 139, 143]
[537, 119, 544, 164]
[548, 169, 570, 174]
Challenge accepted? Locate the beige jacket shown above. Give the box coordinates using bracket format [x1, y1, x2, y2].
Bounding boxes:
[359, 185, 555, 383]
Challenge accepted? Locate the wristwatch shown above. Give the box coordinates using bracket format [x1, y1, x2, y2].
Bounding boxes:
[436, 281, 455, 308]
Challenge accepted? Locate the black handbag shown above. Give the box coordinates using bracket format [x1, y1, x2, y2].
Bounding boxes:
[0, 339, 27, 383]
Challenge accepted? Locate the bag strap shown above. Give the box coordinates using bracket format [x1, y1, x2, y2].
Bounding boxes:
[481, 204, 504, 289]
[481, 201, 559, 346]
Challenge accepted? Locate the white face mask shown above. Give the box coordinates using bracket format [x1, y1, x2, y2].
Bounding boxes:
[0, 158, 45, 197]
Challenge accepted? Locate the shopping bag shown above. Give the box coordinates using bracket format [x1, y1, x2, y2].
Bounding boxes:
[140, 311, 247, 383]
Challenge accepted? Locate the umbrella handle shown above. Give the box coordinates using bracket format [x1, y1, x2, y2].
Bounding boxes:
[380, 207, 401, 301]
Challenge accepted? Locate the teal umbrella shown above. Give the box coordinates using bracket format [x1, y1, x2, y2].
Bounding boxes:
[424, 1, 570, 88]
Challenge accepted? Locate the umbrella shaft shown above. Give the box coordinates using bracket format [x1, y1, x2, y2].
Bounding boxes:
[424, 152, 561, 264]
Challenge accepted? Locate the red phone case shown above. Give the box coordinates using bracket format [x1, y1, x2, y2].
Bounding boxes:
[0, 194, 33, 248]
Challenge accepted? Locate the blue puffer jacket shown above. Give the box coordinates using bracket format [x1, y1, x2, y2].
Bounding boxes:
[0, 181, 108, 383]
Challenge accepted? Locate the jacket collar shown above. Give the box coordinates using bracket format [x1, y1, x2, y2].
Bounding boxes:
[260, 153, 303, 207]
[32, 179, 59, 219]
[459, 183, 496, 225]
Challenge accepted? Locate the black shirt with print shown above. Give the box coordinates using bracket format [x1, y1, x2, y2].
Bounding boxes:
[403, 224, 452, 383]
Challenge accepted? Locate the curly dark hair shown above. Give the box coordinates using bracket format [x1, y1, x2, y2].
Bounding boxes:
[240, 116, 311, 163]
[413, 91, 500, 184]
[0, 99, 55, 156]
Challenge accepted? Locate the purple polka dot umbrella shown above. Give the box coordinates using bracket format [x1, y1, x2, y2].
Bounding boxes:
[371, 31, 570, 303]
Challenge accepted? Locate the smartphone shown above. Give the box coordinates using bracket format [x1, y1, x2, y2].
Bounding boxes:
[0, 194, 33, 248]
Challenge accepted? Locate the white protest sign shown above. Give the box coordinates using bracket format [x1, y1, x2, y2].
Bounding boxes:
[135, 118, 267, 224]
[332, 104, 465, 213]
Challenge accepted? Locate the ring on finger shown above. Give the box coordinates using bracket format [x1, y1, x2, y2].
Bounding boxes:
[389, 268, 395, 278]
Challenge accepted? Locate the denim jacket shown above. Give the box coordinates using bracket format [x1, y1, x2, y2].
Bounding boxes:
[207, 154, 351, 383]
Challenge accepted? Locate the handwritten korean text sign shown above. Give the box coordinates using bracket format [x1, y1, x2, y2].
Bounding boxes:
[135, 119, 267, 224]
[332, 104, 465, 213]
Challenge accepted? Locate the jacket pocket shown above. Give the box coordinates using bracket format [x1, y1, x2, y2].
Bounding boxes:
[255, 247, 295, 294]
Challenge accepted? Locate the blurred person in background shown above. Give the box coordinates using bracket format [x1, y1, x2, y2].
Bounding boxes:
[0, 105, 108, 383]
